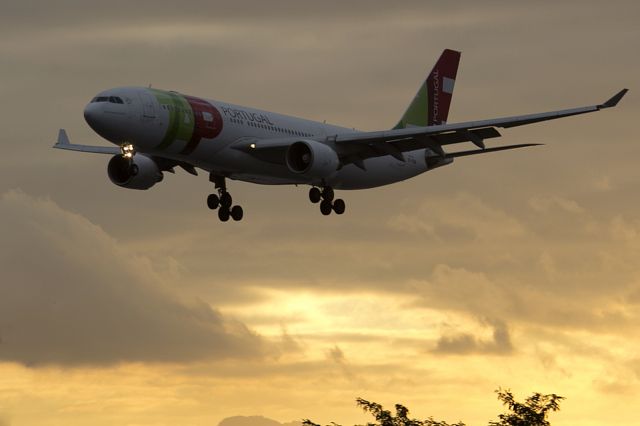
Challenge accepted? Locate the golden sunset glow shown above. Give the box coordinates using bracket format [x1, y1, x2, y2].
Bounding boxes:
[1, 2, 639, 426]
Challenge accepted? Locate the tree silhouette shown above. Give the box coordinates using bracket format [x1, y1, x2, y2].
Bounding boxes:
[489, 388, 564, 426]
[302, 388, 563, 426]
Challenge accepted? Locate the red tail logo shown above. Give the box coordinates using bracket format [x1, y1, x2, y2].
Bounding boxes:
[427, 49, 460, 126]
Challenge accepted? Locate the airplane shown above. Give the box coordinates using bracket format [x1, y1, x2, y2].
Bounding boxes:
[54, 49, 627, 222]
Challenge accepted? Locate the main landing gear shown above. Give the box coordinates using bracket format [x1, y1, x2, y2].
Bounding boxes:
[207, 175, 243, 222]
[309, 186, 345, 216]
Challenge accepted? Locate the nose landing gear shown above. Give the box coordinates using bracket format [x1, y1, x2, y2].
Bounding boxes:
[207, 174, 243, 222]
[310, 186, 345, 216]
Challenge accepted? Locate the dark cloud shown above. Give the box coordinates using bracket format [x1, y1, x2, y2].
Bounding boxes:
[0, 2, 638, 424]
[433, 318, 513, 355]
[326, 345, 346, 364]
[0, 1, 521, 32]
[0, 190, 265, 366]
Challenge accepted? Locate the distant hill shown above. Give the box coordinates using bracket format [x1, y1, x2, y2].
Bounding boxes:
[218, 415, 302, 426]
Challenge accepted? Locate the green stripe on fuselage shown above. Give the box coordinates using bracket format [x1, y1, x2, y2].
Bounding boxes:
[150, 89, 195, 150]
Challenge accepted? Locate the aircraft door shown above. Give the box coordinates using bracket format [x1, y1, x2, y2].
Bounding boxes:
[140, 93, 156, 120]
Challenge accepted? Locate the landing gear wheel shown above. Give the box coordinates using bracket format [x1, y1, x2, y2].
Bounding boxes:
[309, 187, 322, 204]
[230, 205, 244, 221]
[322, 187, 334, 202]
[218, 207, 230, 222]
[220, 192, 232, 208]
[320, 200, 333, 215]
[207, 193, 220, 210]
[129, 164, 139, 176]
[333, 199, 346, 215]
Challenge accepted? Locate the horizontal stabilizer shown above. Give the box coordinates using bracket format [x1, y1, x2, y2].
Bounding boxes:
[447, 143, 543, 158]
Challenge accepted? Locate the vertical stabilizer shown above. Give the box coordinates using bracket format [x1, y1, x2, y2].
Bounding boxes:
[394, 49, 461, 129]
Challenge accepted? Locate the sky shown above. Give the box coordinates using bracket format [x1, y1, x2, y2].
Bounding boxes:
[0, 1, 639, 425]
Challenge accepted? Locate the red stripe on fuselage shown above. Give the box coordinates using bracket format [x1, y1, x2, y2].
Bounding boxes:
[180, 96, 224, 155]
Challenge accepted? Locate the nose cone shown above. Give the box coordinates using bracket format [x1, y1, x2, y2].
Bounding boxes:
[84, 103, 105, 134]
[84, 102, 126, 143]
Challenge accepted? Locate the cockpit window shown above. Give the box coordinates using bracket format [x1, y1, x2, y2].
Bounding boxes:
[91, 96, 124, 104]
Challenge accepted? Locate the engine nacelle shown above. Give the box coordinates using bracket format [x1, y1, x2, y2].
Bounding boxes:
[285, 140, 340, 179]
[107, 154, 163, 190]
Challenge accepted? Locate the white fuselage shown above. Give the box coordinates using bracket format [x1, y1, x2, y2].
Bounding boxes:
[84, 87, 437, 189]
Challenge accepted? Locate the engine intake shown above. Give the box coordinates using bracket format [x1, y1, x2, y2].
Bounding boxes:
[107, 154, 163, 190]
[285, 140, 339, 179]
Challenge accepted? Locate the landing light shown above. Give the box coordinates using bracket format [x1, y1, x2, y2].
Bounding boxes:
[250, 143, 256, 149]
[121, 143, 136, 158]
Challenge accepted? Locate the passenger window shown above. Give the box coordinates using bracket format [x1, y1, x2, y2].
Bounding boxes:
[202, 111, 214, 122]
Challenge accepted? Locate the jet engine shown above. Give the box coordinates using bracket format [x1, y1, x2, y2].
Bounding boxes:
[285, 140, 339, 179]
[107, 154, 163, 190]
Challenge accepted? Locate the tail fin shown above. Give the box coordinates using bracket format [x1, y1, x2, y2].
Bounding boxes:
[394, 49, 461, 129]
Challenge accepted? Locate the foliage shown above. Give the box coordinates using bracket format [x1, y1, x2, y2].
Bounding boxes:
[489, 388, 564, 426]
[302, 389, 563, 426]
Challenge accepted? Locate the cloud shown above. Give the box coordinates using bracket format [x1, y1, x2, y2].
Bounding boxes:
[0, 190, 265, 366]
[528, 195, 585, 215]
[389, 193, 527, 241]
[326, 345, 357, 381]
[433, 318, 513, 355]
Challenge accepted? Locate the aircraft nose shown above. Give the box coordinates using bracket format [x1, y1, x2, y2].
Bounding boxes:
[83, 102, 120, 141]
[83, 94, 131, 143]
[83, 102, 102, 129]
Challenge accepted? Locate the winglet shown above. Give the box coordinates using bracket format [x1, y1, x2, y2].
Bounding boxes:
[55, 129, 70, 147]
[600, 89, 628, 109]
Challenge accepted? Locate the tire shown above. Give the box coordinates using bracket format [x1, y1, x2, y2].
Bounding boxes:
[220, 192, 232, 208]
[309, 187, 322, 203]
[129, 164, 139, 176]
[333, 199, 346, 215]
[207, 193, 220, 210]
[230, 205, 244, 221]
[322, 187, 334, 202]
[320, 200, 332, 215]
[218, 207, 230, 222]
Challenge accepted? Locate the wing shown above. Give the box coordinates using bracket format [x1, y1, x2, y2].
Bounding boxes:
[52, 129, 121, 154]
[446, 143, 544, 158]
[332, 89, 628, 164]
[52, 129, 198, 175]
[233, 89, 627, 168]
